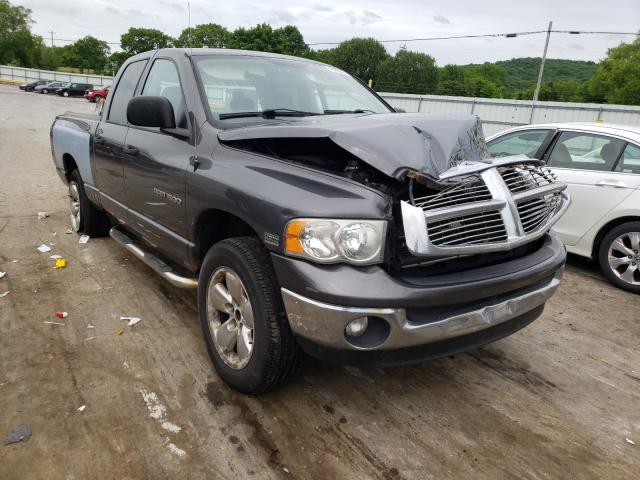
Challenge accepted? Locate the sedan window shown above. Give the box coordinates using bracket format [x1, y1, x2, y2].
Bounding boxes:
[616, 143, 640, 174]
[487, 130, 551, 158]
[546, 132, 625, 171]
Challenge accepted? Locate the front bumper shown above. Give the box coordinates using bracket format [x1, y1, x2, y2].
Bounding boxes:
[274, 232, 566, 365]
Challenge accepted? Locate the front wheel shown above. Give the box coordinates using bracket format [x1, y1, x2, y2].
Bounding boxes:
[598, 222, 640, 294]
[63, 91, 69, 97]
[42, 89, 48, 94]
[198, 237, 301, 394]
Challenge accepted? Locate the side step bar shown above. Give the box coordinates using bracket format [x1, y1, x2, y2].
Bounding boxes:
[109, 227, 198, 289]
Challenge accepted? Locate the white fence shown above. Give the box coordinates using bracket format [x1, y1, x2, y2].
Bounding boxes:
[378, 93, 640, 136]
[0, 65, 112, 88]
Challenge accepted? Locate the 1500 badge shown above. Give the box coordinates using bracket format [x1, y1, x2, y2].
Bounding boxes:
[153, 188, 183, 205]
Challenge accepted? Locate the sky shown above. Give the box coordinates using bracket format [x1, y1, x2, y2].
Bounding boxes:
[21, 0, 640, 65]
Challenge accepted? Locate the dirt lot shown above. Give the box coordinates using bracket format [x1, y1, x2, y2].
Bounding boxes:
[0, 83, 638, 479]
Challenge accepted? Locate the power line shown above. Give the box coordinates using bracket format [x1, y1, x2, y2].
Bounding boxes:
[35, 28, 638, 48]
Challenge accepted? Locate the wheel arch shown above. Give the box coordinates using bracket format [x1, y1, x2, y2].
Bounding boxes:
[193, 209, 261, 270]
[62, 153, 78, 181]
[592, 215, 640, 258]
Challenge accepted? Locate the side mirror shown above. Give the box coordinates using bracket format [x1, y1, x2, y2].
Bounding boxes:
[127, 96, 176, 129]
[394, 107, 406, 113]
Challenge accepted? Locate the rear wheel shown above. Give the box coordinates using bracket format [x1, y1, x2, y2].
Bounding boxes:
[598, 222, 640, 294]
[198, 237, 301, 394]
[42, 89, 48, 94]
[63, 91, 69, 97]
[68, 169, 110, 237]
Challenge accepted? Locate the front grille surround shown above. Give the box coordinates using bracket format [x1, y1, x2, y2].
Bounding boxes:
[401, 158, 569, 257]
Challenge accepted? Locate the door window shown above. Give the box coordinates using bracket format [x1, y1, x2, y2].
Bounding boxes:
[108, 60, 147, 124]
[487, 130, 551, 158]
[616, 143, 640, 174]
[546, 131, 625, 171]
[142, 59, 188, 129]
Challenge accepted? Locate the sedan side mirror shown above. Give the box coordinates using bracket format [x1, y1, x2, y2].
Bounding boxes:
[127, 96, 176, 129]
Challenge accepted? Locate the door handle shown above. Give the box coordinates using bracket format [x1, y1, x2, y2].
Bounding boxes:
[94, 135, 105, 145]
[596, 179, 627, 188]
[123, 145, 139, 156]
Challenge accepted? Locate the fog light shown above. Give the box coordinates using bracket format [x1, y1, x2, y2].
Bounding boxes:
[345, 316, 368, 338]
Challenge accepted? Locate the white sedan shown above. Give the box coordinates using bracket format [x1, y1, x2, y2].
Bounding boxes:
[487, 122, 640, 293]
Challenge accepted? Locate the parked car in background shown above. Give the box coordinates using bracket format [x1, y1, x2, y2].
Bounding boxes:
[56, 83, 94, 97]
[50, 48, 569, 394]
[36, 82, 69, 94]
[487, 123, 640, 293]
[19, 80, 48, 91]
[84, 85, 110, 102]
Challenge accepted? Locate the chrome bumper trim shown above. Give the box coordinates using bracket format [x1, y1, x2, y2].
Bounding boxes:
[282, 271, 562, 351]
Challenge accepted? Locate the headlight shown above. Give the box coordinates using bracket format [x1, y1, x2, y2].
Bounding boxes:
[284, 219, 387, 265]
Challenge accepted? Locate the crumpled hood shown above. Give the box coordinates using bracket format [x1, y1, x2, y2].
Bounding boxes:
[218, 113, 490, 180]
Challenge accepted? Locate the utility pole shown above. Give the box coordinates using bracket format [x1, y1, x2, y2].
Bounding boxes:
[48, 31, 54, 48]
[530, 21, 552, 122]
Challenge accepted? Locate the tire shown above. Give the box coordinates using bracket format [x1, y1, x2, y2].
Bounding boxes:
[68, 169, 110, 237]
[198, 237, 301, 394]
[63, 91, 69, 97]
[42, 89, 48, 94]
[598, 221, 640, 294]
[93, 95, 102, 103]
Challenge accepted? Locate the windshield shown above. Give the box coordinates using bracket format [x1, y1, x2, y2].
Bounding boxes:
[194, 55, 391, 125]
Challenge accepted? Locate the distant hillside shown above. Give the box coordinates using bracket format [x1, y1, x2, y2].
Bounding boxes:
[495, 57, 599, 91]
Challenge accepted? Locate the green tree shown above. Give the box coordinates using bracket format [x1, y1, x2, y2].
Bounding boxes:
[437, 65, 469, 96]
[70, 35, 110, 72]
[586, 37, 640, 105]
[120, 27, 173, 55]
[376, 50, 438, 94]
[228, 23, 308, 56]
[0, 0, 43, 66]
[305, 48, 336, 65]
[331, 38, 389, 82]
[104, 51, 130, 76]
[175, 23, 230, 48]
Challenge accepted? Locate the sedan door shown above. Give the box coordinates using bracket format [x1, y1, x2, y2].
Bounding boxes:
[543, 131, 640, 245]
[122, 57, 191, 265]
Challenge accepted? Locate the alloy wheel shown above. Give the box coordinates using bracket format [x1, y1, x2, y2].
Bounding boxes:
[608, 232, 640, 286]
[206, 267, 255, 369]
[69, 181, 81, 231]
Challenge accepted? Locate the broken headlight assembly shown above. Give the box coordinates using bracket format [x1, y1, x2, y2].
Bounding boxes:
[284, 219, 387, 265]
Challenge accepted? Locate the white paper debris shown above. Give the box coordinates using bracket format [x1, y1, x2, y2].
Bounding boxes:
[0, 291, 9, 298]
[44, 321, 65, 326]
[626, 437, 636, 445]
[12, 259, 20, 263]
[37, 212, 49, 219]
[86, 324, 95, 329]
[49, 254, 62, 259]
[79, 235, 90, 244]
[167, 442, 186, 457]
[121, 316, 141, 326]
[0, 272, 5, 279]
[140, 389, 167, 420]
[65, 229, 73, 234]
[161, 421, 182, 433]
[37, 244, 52, 253]
[78, 405, 86, 412]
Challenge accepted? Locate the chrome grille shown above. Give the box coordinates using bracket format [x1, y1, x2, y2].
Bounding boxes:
[428, 210, 507, 246]
[414, 178, 491, 209]
[517, 193, 563, 234]
[400, 158, 569, 258]
[500, 164, 557, 193]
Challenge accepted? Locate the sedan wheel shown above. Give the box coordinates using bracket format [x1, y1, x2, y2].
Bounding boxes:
[63, 91, 69, 97]
[42, 89, 48, 94]
[607, 232, 640, 286]
[69, 181, 81, 232]
[206, 266, 255, 370]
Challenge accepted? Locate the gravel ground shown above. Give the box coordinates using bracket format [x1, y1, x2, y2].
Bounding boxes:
[0, 84, 638, 479]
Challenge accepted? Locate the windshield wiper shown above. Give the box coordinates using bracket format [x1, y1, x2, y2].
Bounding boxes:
[219, 108, 320, 120]
[323, 109, 376, 115]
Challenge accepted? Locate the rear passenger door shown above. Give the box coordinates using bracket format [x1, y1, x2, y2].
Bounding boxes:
[544, 131, 634, 245]
[123, 57, 191, 263]
[93, 59, 147, 222]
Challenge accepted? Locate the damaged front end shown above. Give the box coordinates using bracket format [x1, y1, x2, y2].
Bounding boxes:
[218, 113, 569, 265]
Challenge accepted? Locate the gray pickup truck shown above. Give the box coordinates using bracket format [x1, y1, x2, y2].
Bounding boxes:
[50, 48, 569, 394]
